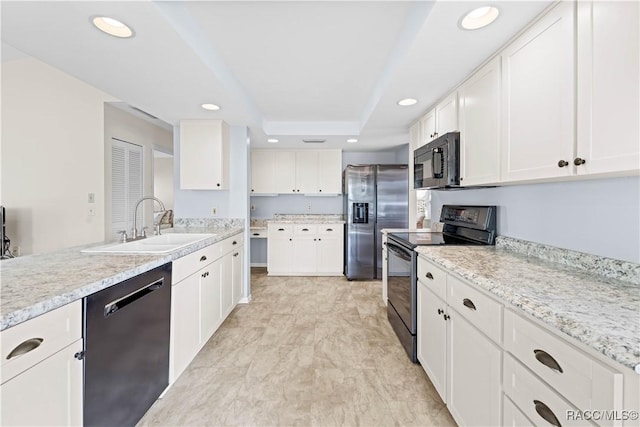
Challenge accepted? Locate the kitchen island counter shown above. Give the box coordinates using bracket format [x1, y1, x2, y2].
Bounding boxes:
[0, 226, 244, 331]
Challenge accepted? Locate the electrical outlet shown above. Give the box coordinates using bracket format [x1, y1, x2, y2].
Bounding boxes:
[306, 203, 312, 212]
[88, 206, 96, 216]
[88, 192, 95, 203]
[211, 207, 217, 216]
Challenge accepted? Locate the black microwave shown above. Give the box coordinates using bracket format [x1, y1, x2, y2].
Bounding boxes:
[414, 132, 460, 189]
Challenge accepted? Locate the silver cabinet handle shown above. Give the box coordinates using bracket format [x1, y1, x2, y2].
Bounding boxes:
[462, 298, 476, 311]
[6, 338, 44, 360]
[533, 400, 561, 427]
[534, 349, 563, 373]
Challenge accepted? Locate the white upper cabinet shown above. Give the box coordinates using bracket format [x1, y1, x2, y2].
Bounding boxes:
[435, 92, 459, 138]
[459, 57, 501, 186]
[420, 109, 437, 145]
[501, 2, 575, 182]
[250, 149, 342, 195]
[576, 0, 640, 176]
[179, 120, 230, 190]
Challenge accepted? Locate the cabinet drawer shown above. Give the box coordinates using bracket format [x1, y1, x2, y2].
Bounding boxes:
[250, 229, 267, 238]
[504, 309, 623, 420]
[447, 274, 502, 344]
[504, 353, 595, 427]
[268, 224, 293, 236]
[218, 233, 242, 255]
[294, 224, 318, 235]
[173, 244, 218, 283]
[417, 257, 447, 300]
[1, 301, 82, 384]
[317, 224, 342, 236]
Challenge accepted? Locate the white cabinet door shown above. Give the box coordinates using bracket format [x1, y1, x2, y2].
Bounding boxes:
[316, 235, 342, 274]
[251, 150, 275, 194]
[1, 341, 83, 427]
[179, 120, 230, 190]
[170, 273, 201, 382]
[459, 57, 501, 186]
[576, 0, 640, 175]
[232, 247, 244, 304]
[435, 92, 459, 137]
[296, 151, 319, 193]
[200, 260, 222, 343]
[273, 151, 297, 194]
[267, 236, 293, 275]
[291, 235, 317, 274]
[421, 109, 437, 144]
[501, 2, 575, 182]
[447, 310, 502, 427]
[317, 150, 343, 194]
[417, 282, 447, 402]
[220, 252, 233, 319]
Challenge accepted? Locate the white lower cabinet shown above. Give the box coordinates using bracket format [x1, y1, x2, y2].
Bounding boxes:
[417, 271, 502, 427]
[267, 223, 343, 276]
[503, 395, 534, 427]
[170, 233, 244, 383]
[448, 309, 502, 427]
[1, 341, 83, 427]
[1, 301, 83, 426]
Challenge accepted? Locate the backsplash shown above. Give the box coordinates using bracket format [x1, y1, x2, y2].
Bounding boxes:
[174, 218, 245, 229]
[496, 236, 640, 285]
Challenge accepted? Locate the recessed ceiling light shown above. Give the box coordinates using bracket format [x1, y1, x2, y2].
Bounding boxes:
[346, 138, 358, 143]
[397, 98, 418, 106]
[201, 103, 221, 111]
[91, 16, 134, 38]
[459, 6, 500, 30]
[267, 138, 279, 143]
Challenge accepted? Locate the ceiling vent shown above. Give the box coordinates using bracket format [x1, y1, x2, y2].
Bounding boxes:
[302, 139, 326, 144]
[131, 106, 159, 120]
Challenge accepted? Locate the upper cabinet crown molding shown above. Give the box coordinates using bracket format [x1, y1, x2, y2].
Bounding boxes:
[179, 119, 230, 190]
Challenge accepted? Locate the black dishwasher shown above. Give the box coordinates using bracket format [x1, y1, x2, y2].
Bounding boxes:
[83, 263, 172, 427]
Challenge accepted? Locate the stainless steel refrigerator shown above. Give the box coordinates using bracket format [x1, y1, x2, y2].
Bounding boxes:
[344, 164, 409, 279]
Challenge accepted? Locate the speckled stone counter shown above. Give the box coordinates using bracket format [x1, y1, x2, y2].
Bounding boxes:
[268, 214, 345, 224]
[414, 240, 640, 371]
[0, 225, 244, 331]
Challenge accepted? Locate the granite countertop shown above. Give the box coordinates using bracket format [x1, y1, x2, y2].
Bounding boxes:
[414, 240, 640, 371]
[0, 226, 244, 331]
[267, 214, 345, 224]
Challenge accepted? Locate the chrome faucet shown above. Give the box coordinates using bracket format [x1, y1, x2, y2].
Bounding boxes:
[132, 196, 166, 240]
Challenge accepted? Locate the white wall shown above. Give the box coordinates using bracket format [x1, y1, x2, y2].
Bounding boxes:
[431, 176, 640, 263]
[103, 104, 173, 236]
[1, 57, 116, 255]
[154, 157, 174, 211]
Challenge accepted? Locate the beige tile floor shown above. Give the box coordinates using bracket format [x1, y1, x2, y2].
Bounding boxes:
[138, 268, 456, 427]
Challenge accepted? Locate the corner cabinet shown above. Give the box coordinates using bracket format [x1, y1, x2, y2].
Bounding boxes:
[170, 233, 244, 383]
[251, 149, 342, 195]
[179, 119, 230, 190]
[501, 1, 576, 182]
[1, 302, 83, 426]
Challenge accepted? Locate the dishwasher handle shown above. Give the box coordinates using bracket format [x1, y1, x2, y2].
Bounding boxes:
[104, 278, 165, 318]
[387, 243, 412, 262]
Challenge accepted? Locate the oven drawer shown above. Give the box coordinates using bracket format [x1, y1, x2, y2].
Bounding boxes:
[447, 274, 502, 344]
[417, 256, 447, 300]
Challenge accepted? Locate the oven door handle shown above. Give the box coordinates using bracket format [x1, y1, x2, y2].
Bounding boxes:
[387, 243, 412, 262]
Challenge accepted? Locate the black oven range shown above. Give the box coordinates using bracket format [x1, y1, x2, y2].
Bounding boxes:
[386, 205, 497, 362]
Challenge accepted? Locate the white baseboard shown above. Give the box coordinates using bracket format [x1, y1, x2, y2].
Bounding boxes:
[250, 263, 267, 267]
[239, 295, 252, 304]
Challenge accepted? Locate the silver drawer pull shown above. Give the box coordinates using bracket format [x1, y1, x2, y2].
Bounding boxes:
[326, 228, 333, 232]
[462, 298, 476, 311]
[200, 255, 207, 262]
[7, 338, 44, 360]
[302, 228, 309, 231]
[533, 400, 561, 427]
[534, 349, 563, 373]
[425, 272, 434, 280]
[278, 228, 285, 231]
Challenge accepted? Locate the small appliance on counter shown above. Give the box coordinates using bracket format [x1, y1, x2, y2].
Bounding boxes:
[386, 205, 496, 362]
[344, 164, 409, 279]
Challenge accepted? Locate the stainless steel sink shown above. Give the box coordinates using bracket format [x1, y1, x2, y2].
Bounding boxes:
[82, 233, 215, 254]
